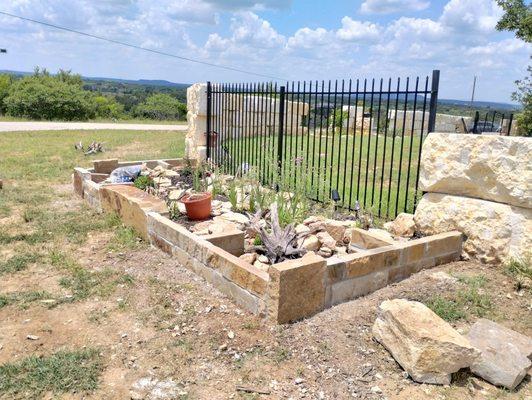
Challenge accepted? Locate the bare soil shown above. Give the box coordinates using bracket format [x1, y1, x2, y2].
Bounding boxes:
[1, 193, 530, 399]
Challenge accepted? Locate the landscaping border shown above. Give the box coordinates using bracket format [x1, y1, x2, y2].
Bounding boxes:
[73, 158, 463, 324]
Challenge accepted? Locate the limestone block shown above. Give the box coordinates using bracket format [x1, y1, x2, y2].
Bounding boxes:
[187, 83, 211, 116]
[93, 159, 118, 174]
[385, 213, 416, 237]
[373, 299, 480, 385]
[268, 253, 326, 324]
[419, 133, 532, 208]
[414, 193, 531, 264]
[467, 319, 532, 390]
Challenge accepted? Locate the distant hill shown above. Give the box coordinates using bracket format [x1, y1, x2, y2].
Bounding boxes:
[438, 98, 520, 111]
[0, 69, 191, 89]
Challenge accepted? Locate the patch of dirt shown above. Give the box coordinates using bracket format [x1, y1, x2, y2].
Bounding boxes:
[0, 206, 530, 399]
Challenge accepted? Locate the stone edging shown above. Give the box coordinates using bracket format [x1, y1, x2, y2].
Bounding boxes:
[73, 158, 463, 324]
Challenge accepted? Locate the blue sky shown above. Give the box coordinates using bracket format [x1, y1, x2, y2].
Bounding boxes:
[1, 0, 530, 102]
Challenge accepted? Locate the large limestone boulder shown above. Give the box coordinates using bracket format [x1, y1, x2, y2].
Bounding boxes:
[415, 193, 531, 264]
[419, 133, 532, 208]
[373, 299, 479, 385]
[384, 213, 416, 237]
[467, 319, 532, 390]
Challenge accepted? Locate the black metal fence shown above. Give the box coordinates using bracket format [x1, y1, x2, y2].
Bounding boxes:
[470, 110, 513, 134]
[206, 70, 440, 219]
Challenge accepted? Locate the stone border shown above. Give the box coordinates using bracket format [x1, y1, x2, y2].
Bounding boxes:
[73, 158, 463, 324]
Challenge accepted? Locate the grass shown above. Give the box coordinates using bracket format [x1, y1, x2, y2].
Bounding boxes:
[225, 131, 422, 218]
[0, 115, 187, 125]
[425, 274, 492, 322]
[0, 290, 54, 309]
[0, 348, 102, 398]
[0, 253, 40, 275]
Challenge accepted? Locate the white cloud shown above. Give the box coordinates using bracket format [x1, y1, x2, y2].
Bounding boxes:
[440, 0, 503, 34]
[360, 0, 429, 14]
[287, 27, 331, 50]
[203, 0, 292, 10]
[336, 17, 380, 42]
[230, 12, 286, 48]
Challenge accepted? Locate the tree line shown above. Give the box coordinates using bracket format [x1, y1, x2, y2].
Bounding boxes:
[0, 68, 187, 122]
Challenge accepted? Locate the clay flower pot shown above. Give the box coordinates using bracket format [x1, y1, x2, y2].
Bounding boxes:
[180, 192, 212, 220]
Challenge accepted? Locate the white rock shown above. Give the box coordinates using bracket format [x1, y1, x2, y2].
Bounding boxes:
[215, 212, 249, 225]
[257, 255, 270, 264]
[415, 193, 531, 264]
[318, 247, 333, 258]
[385, 213, 416, 237]
[209, 220, 238, 235]
[467, 319, 532, 390]
[253, 260, 269, 271]
[168, 189, 185, 201]
[419, 133, 532, 208]
[368, 228, 395, 243]
[372, 299, 479, 385]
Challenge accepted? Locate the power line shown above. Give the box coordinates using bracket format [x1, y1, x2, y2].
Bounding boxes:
[0, 10, 285, 81]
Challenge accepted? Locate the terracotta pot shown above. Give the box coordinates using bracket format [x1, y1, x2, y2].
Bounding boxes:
[180, 192, 212, 220]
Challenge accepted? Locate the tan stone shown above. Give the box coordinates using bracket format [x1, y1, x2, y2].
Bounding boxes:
[93, 159, 118, 174]
[268, 253, 326, 324]
[316, 231, 336, 250]
[350, 228, 395, 250]
[419, 133, 532, 208]
[204, 230, 245, 256]
[100, 185, 168, 240]
[373, 299, 480, 385]
[322, 220, 347, 242]
[239, 253, 257, 264]
[415, 193, 531, 264]
[385, 213, 416, 237]
[299, 235, 321, 251]
[344, 246, 400, 278]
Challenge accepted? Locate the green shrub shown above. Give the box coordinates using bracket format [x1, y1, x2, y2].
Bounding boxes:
[134, 93, 187, 120]
[4, 68, 96, 121]
[0, 74, 12, 114]
[133, 175, 154, 190]
[92, 95, 124, 119]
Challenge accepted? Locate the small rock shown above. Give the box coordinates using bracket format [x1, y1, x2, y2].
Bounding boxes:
[294, 377, 304, 385]
[299, 235, 321, 251]
[26, 335, 39, 340]
[239, 253, 257, 264]
[385, 212, 416, 237]
[368, 228, 395, 243]
[322, 220, 347, 242]
[253, 260, 269, 272]
[316, 231, 336, 250]
[370, 386, 382, 394]
[228, 331, 235, 339]
[257, 255, 270, 264]
[214, 212, 249, 225]
[303, 216, 322, 225]
[209, 221, 238, 235]
[467, 318, 532, 390]
[318, 247, 333, 257]
[295, 224, 311, 235]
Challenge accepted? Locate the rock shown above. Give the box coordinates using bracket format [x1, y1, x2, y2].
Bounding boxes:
[335, 246, 347, 255]
[372, 299, 479, 385]
[318, 247, 333, 258]
[385, 213, 416, 237]
[303, 216, 323, 225]
[295, 224, 310, 235]
[191, 220, 213, 232]
[215, 212, 250, 226]
[467, 319, 532, 390]
[415, 193, 531, 264]
[26, 335, 39, 340]
[299, 235, 321, 251]
[368, 228, 395, 243]
[239, 253, 257, 264]
[253, 260, 269, 271]
[228, 330, 235, 339]
[257, 255, 270, 264]
[153, 177, 172, 187]
[168, 189, 185, 201]
[163, 169, 179, 177]
[322, 220, 347, 242]
[316, 231, 337, 250]
[209, 220, 238, 235]
[419, 133, 531, 208]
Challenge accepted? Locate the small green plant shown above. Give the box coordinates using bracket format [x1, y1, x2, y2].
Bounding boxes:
[0, 253, 40, 275]
[0, 348, 103, 397]
[505, 257, 531, 280]
[133, 175, 154, 190]
[425, 296, 466, 322]
[228, 179, 239, 210]
[253, 235, 262, 246]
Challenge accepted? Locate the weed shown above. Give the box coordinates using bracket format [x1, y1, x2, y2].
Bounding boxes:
[253, 235, 262, 246]
[107, 226, 140, 251]
[133, 175, 154, 190]
[0, 348, 102, 398]
[0, 291, 54, 309]
[426, 274, 492, 321]
[273, 347, 290, 363]
[0, 253, 40, 275]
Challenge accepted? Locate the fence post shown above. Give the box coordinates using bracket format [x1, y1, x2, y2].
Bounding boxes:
[206, 81, 212, 160]
[276, 86, 286, 188]
[507, 113, 513, 136]
[473, 111, 479, 134]
[427, 70, 440, 133]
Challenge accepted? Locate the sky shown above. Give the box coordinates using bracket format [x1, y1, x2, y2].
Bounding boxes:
[0, 0, 530, 103]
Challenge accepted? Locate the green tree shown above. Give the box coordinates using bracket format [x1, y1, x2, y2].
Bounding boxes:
[0, 74, 12, 114]
[496, 0, 532, 136]
[4, 69, 96, 121]
[92, 95, 125, 119]
[134, 93, 187, 120]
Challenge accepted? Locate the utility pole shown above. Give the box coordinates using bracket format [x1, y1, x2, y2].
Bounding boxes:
[469, 75, 476, 109]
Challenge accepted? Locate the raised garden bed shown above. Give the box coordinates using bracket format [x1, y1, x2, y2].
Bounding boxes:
[73, 158, 463, 324]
